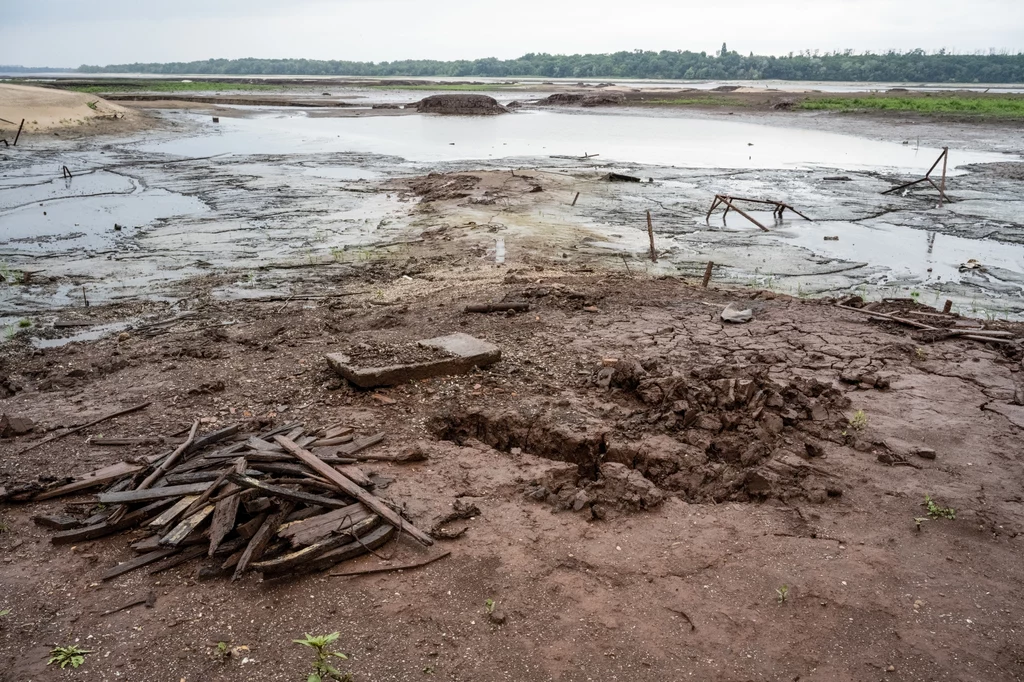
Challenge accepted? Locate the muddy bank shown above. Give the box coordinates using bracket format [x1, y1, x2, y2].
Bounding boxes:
[1, 261, 1023, 680]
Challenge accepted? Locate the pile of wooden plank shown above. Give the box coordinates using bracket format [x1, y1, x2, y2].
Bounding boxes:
[21, 421, 433, 581]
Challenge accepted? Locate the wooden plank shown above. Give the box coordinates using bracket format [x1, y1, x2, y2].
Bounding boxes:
[98, 481, 212, 504]
[337, 433, 386, 456]
[275, 435, 432, 546]
[187, 423, 241, 453]
[277, 503, 369, 546]
[311, 434, 354, 447]
[149, 545, 207, 575]
[284, 427, 305, 441]
[246, 437, 282, 453]
[227, 474, 353, 509]
[32, 514, 81, 530]
[270, 524, 395, 577]
[236, 513, 267, 540]
[208, 459, 246, 556]
[136, 420, 199, 490]
[252, 515, 381, 574]
[336, 465, 372, 488]
[323, 426, 354, 440]
[101, 549, 177, 581]
[160, 505, 215, 547]
[34, 462, 143, 501]
[50, 499, 174, 544]
[131, 535, 163, 553]
[146, 496, 199, 527]
[243, 497, 272, 515]
[233, 502, 295, 580]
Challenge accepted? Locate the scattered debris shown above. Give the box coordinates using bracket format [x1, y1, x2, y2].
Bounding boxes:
[0, 414, 34, 438]
[12, 421, 434, 580]
[464, 302, 530, 313]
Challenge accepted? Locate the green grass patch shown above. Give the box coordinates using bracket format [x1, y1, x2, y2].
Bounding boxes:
[363, 83, 517, 91]
[58, 81, 283, 94]
[634, 97, 748, 107]
[800, 95, 1024, 117]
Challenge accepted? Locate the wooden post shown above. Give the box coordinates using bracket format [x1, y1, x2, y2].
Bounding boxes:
[13, 119, 24, 147]
[646, 211, 657, 262]
[571, 192, 579, 207]
[942, 299, 953, 314]
[938, 147, 948, 208]
[702, 261, 714, 288]
[82, 286, 89, 308]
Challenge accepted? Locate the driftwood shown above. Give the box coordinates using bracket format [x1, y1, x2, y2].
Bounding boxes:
[837, 304, 1017, 345]
[34, 462, 144, 501]
[137, 420, 200, 490]
[233, 501, 296, 580]
[20, 402, 151, 454]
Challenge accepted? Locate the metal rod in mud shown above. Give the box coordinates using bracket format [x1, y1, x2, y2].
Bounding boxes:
[572, 192, 579, 207]
[702, 261, 714, 288]
[62, 166, 73, 179]
[13, 119, 24, 146]
[82, 286, 89, 308]
[646, 211, 657, 262]
[939, 147, 948, 208]
[705, 196, 722, 224]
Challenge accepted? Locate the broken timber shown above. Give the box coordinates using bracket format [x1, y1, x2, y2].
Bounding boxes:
[705, 195, 812, 232]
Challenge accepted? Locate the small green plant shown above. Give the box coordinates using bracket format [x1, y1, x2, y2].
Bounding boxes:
[86, 100, 99, 110]
[18, 319, 30, 328]
[0, 608, 10, 617]
[910, 290, 920, 300]
[48, 645, 92, 669]
[485, 599, 495, 614]
[924, 495, 956, 520]
[913, 517, 928, 531]
[849, 409, 868, 431]
[776, 585, 789, 603]
[914, 347, 927, 360]
[293, 633, 352, 682]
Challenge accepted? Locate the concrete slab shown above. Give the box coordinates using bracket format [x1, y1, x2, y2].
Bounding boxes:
[326, 333, 501, 388]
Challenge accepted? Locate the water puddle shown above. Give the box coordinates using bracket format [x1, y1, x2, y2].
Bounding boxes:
[135, 111, 1005, 171]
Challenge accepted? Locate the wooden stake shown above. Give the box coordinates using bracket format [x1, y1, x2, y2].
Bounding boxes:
[942, 299, 953, 314]
[571, 191, 579, 207]
[646, 211, 657, 262]
[702, 261, 714, 288]
[13, 119, 24, 147]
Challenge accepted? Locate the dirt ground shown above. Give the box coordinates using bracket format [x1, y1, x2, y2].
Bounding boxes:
[1, 241, 1023, 680]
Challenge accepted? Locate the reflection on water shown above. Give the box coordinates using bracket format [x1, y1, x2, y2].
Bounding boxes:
[136, 110, 1005, 171]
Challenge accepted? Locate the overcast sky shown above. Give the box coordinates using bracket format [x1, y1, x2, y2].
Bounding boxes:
[3, 0, 1023, 67]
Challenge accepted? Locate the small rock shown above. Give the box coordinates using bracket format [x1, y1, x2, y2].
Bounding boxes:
[721, 303, 753, 324]
[582, 306, 600, 313]
[886, 665, 895, 673]
[805, 442, 825, 458]
[0, 414, 35, 438]
[489, 610, 507, 625]
[914, 447, 937, 460]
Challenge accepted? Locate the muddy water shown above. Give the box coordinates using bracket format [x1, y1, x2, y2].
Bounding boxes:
[136, 110, 1005, 171]
[1, 107, 1022, 324]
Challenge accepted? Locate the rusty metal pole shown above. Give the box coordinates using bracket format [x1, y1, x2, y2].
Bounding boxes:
[938, 147, 948, 208]
[13, 119, 24, 146]
[646, 211, 657, 262]
[702, 261, 714, 288]
[571, 192, 579, 207]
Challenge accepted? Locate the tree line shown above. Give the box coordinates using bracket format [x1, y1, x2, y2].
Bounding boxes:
[78, 47, 1024, 83]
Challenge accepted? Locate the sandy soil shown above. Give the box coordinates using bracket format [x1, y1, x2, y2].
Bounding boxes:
[1, 231, 1023, 681]
[0, 84, 152, 139]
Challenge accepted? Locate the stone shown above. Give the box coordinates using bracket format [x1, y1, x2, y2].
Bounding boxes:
[489, 609, 507, 625]
[0, 414, 34, 438]
[761, 412, 785, 435]
[914, 447, 937, 460]
[326, 333, 500, 388]
[805, 442, 825, 458]
[721, 303, 753, 323]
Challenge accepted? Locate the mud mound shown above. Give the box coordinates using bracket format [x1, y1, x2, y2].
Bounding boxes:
[430, 359, 852, 516]
[415, 94, 508, 115]
[535, 92, 624, 107]
[408, 173, 481, 202]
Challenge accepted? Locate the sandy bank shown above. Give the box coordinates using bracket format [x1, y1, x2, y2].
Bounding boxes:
[0, 83, 150, 138]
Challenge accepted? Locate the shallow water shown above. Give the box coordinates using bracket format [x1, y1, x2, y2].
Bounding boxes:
[136, 110, 1005, 172]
